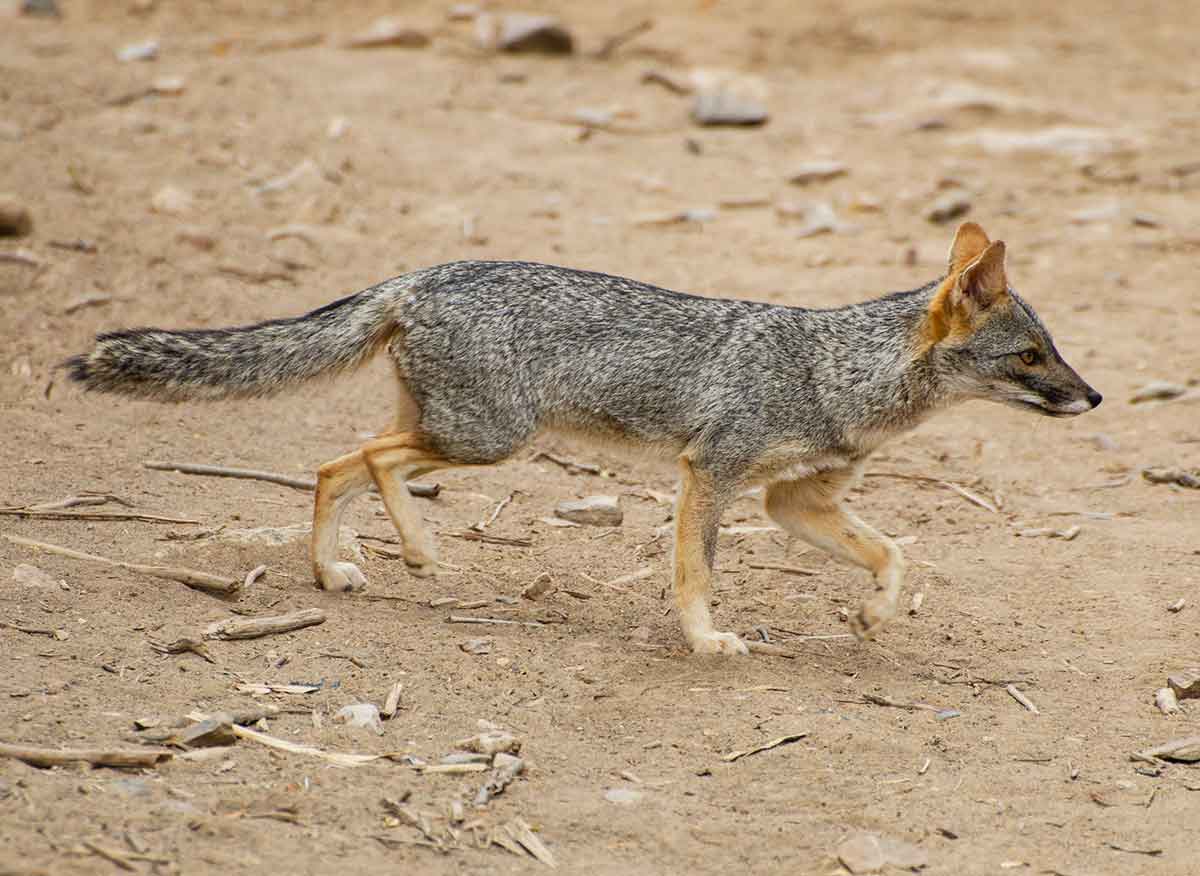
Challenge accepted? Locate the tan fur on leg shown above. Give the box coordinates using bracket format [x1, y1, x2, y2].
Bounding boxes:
[361, 431, 448, 577]
[311, 449, 373, 591]
[674, 457, 747, 655]
[765, 469, 905, 640]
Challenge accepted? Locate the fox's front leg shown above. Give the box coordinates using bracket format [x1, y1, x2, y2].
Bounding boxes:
[765, 473, 905, 640]
[674, 458, 748, 656]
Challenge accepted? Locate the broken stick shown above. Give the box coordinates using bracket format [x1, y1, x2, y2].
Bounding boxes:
[5, 534, 239, 596]
[447, 615, 545, 628]
[1131, 735, 1200, 765]
[381, 681, 404, 719]
[1006, 684, 1040, 714]
[205, 608, 325, 640]
[144, 460, 439, 497]
[0, 741, 172, 769]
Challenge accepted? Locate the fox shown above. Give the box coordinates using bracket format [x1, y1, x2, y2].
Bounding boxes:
[66, 221, 1101, 655]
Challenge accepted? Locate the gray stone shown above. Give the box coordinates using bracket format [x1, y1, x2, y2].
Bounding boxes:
[555, 495, 622, 527]
[11, 564, 56, 589]
[692, 88, 768, 126]
[478, 13, 573, 54]
[334, 703, 384, 735]
[925, 190, 971, 224]
[1168, 669, 1200, 701]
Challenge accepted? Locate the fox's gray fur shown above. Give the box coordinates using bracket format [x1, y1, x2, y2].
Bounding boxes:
[67, 222, 1100, 655]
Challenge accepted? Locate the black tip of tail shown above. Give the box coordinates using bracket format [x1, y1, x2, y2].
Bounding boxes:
[61, 353, 92, 386]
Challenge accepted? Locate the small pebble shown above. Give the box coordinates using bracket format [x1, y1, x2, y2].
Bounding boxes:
[696, 89, 768, 127]
[151, 185, 193, 215]
[0, 194, 33, 237]
[344, 17, 430, 49]
[555, 495, 623, 527]
[117, 39, 159, 63]
[787, 161, 848, 186]
[926, 189, 971, 224]
[1130, 381, 1187, 404]
[604, 787, 643, 804]
[333, 703, 384, 735]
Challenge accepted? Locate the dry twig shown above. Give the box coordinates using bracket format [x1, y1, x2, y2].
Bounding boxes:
[205, 608, 325, 640]
[144, 460, 439, 497]
[5, 534, 239, 596]
[0, 507, 197, 524]
[447, 615, 545, 628]
[1006, 684, 1040, 714]
[148, 636, 216, 663]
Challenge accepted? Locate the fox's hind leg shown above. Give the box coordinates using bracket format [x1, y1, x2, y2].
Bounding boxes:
[765, 467, 905, 641]
[360, 431, 449, 577]
[311, 378, 445, 590]
[312, 449, 373, 592]
[674, 457, 748, 655]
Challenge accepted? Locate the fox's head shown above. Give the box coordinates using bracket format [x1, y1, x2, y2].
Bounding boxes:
[921, 222, 1101, 417]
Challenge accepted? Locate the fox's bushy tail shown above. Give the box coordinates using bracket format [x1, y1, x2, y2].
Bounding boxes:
[65, 280, 405, 403]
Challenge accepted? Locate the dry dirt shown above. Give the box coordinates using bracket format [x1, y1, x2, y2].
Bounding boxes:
[2, 1, 1199, 874]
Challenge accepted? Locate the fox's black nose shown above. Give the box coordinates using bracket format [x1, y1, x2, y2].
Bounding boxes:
[1087, 389, 1102, 408]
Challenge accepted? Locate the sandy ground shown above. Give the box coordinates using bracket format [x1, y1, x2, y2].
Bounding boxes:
[2, 1, 1199, 874]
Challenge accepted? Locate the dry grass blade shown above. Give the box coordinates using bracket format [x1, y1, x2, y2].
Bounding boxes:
[747, 562, 822, 576]
[864, 471, 998, 513]
[185, 711, 383, 767]
[5, 534, 240, 596]
[0, 508, 199, 524]
[444, 530, 533, 547]
[722, 732, 808, 763]
[472, 491, 515, 531]
[745, 641, 797, 658]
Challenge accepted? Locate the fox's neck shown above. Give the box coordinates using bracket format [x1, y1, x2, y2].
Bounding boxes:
[816, 283, 951, 447]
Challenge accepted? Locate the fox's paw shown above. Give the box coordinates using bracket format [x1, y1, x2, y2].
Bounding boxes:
[404, 557, 438, 579]
[849, 593, 897, 641]
[317, 561, 368, 593]
[690, 630, 750, 656]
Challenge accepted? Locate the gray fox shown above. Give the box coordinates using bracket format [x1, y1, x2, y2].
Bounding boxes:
[67, 222, 1101, 655]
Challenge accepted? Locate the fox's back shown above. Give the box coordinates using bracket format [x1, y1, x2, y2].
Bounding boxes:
[394, 261, 784, 452]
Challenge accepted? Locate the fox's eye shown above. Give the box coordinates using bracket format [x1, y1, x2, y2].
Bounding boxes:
[1017, 349, 1040, 366]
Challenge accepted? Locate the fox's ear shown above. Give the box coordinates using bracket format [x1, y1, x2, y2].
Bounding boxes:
[947, 222, 991, 273]
[953, 240, 1007, 311]
[923, 237, 1008, 347]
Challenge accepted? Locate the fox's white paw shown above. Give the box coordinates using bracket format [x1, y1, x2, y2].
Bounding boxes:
[849, 593, 897, 641]
[690, 630, 750, 656]
[317, 561, 368, 593]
